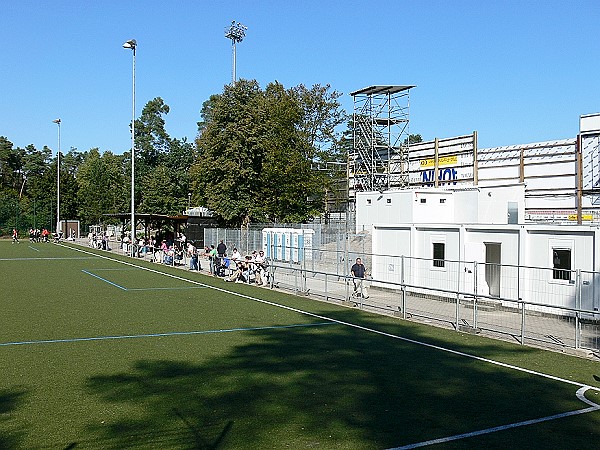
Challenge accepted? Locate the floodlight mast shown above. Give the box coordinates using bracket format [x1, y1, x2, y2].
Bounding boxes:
[225, 21, 247, 84]
[123, 39, 137, 256]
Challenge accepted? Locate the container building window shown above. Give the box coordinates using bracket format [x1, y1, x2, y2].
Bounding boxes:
[433, 242, 445, 268]
[552, 249, 571, 281]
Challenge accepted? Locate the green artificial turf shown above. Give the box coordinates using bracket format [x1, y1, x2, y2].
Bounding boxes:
[1, 240, 600, 449]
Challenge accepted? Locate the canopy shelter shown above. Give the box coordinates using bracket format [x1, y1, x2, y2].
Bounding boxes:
[104, 213, 188, 241]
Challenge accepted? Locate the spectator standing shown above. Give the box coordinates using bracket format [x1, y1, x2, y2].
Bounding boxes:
[350, 258, 368, 298]
[208, 245, 217, 275]
[188, 241, 199, 271]
[217, 240, 227, 257]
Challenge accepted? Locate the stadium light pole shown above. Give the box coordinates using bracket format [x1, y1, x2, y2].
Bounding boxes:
[224, 21, 247, 84]
[123, 39, 136, 257]
[52, 118, 61, 235]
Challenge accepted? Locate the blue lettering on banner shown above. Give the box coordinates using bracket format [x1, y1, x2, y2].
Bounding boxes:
[422, 168, 458, 186]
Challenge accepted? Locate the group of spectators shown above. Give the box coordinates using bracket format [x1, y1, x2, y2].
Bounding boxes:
[129, 233, 189, 266]
[84, 230, 270, 287]
[205, 239, 269, 286]
[87, 231, 110, 250]
[115, 233, 224, 277]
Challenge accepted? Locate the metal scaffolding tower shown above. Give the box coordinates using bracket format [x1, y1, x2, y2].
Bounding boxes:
[349, 85, 414, 195]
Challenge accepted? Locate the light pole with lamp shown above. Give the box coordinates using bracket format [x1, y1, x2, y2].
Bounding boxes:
[224, 21, 247, 84]
[123, 39, 136, 257]
[52, 118, 61, 235]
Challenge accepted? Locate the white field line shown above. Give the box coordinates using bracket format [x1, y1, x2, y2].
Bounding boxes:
[388, 386, 600, 449]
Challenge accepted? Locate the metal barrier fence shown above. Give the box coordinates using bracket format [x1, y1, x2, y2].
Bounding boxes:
[267, 249, 600, 356]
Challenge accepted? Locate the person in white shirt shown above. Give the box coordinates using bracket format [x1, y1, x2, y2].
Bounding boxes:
[230, 248, 242, 261]
[253, 250, 267, 285]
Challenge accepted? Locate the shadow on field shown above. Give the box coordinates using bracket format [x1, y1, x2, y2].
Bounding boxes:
[83, 308, 600, 449]
[0, 387, 28, 449]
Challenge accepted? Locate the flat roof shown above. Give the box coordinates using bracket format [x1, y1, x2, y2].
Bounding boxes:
[351, 85, 416, 96]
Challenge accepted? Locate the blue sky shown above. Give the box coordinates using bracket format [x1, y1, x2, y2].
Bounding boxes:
[1, 0, 599, 155]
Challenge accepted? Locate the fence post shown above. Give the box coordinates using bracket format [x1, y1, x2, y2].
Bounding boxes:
[456, 259, 461, 331]
[294, 264, 298, 294]
[520, 300, 525, 345]
[575, 269, 581, 349]
[324, 272, 328, 301]
[269, 240, 275, 289]
[473, 261, 478, 330]
[345, 273, 350, 302]
[401, 255, 406, 319]
[336, 233, 340, 276]
[302, 243, 307, 293]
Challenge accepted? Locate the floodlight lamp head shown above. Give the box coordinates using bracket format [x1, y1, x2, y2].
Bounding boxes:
[225, 21, 247, 43]
[123, 39, 137, 50]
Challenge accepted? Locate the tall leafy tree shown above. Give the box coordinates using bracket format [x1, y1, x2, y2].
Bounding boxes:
[163, 137, 195, 213]
[77, 149, 126, 224]
[0, 137, 24, 195]
[292, 83, 346, 161]
[139, 165, 181, 214]
[191, 79, 343, 226]
[192, 79, 263, 225]
[134, 97, 172, 171]
[133, 97, 193, 214]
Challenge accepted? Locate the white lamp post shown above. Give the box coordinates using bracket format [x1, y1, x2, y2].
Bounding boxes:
[52, 118, 61, 235]
[123, 39, 136, 256]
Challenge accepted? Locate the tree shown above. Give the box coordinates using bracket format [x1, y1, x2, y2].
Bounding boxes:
[162, 137, 195, 213]
[292, 83, 346, 161]
[77, 149, 126, 225]
[135, 97, 172, 171]
[0, 137, 24, 195]
[191, 80, 341, 226]
[133, 97, 193, 214]
[139, 165, 181, 215]
[192, 79, 264, 225]
[404, 134, 423, 145]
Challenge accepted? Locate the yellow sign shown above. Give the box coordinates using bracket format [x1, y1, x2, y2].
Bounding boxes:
[420, 155, 457, 168]
[568, 214, 593, 221]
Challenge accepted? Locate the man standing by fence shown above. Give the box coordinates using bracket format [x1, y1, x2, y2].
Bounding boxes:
[351, 257, 368, 298]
